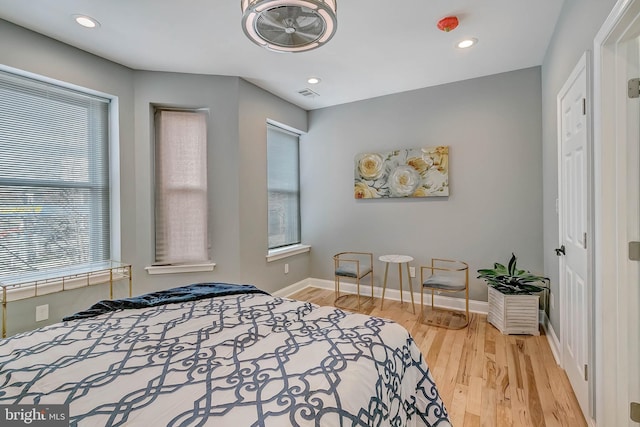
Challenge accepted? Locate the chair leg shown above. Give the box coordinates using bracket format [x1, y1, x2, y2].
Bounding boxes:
[466, 270, 470, 326]
[370, 273, 374, 300]
[406, 263, 415, 314]
[465, 286, 470, 326]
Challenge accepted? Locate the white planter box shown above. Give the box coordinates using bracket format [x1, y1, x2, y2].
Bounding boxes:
[487, 287, 540, 335]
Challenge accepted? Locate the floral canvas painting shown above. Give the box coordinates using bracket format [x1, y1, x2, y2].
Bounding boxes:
[354, 146, 449, 199]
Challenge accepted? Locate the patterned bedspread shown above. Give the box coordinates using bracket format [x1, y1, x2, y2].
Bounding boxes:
[0, 288, 451, 426]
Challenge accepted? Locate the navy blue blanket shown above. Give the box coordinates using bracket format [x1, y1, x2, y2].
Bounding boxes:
[63, 282, 269, 321]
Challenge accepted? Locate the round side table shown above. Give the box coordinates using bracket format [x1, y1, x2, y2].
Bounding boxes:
[379, 254, 415, 313]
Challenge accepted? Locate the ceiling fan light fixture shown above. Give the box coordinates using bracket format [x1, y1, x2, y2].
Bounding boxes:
[241, 0, 337, 53]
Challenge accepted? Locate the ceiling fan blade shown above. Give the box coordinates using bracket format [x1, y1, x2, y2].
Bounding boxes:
[285, 5, 302, 21]
[291, 32, 318, 46]
[295, 8, 316, 19]
[293, 30, 320, 42]
[271, 31, 296, 45]
[253, 5, 329, 48]
[259, 11, 287, 30]
[258, 27, 289, 38]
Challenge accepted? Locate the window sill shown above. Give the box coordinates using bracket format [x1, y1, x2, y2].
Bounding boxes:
[145, 262, 216, 275]
[266, 244, 311, 262]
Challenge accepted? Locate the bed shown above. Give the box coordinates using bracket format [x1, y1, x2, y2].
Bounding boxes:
[0, 283, 451, 426]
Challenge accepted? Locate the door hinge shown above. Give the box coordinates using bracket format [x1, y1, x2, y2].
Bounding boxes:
[630, 242, 640, 261]
[582, 98, 586, 115]
[631, 402, 640, 423]
[584, 364, 588, 381]
[583, 232, 587, 249]
[629, 78, 640, 98]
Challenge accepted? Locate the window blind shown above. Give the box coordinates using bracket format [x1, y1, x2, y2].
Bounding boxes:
[0, 70, 111, 279]
[267, 124, 300, 249]
[154, 109, 209, 264]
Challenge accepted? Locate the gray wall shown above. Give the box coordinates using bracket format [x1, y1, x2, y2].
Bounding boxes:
[0, 19, 308, 334]
[132, 71, 243, 294]
[540, 0, 617, 330]
[0, 20, 137, 335]
[302, 67, 544, 303]
[132, 73, 308, 297]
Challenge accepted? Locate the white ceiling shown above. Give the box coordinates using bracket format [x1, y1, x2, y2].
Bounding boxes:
[0, 0, 564, 110]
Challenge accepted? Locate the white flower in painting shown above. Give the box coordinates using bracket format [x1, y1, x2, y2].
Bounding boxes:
[357, 153, 385, 180]
[424, 169, 449, 195]
[388, 165, 421, 197]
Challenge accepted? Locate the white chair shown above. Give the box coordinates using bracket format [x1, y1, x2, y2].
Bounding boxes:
[420, 258, 469, 329]
[334, 252, 374, 311]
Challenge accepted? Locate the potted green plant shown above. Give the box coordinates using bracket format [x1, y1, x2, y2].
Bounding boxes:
[477, 253, 549, 335]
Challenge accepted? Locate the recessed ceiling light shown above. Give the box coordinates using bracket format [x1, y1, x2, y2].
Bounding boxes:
[73, 15, 100, 29]
[307, 77, 321, 85]
[457, 38, 477, 49]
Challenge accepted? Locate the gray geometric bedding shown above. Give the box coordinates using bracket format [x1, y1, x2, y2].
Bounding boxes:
[0, 292, 451, 426]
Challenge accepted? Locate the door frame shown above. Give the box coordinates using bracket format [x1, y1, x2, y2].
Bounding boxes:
[593, 0, 640, 425]
[556, 50, 592, 422]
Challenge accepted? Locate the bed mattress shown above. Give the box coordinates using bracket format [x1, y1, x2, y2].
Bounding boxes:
[0, 284, 451, 426]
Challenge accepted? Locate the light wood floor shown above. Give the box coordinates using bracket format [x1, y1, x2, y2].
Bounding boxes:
[289, 287, 586, 427]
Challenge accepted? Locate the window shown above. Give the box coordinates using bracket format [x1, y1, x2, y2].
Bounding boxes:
[0, 69, 111, 280]
[267, 124, 300, 250]
[154, 109, 209, 265]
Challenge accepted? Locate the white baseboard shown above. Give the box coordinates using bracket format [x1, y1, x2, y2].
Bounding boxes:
[541, 312, 561, 365]
[274, 277, 489, 314]
[271, 278, 314, 297]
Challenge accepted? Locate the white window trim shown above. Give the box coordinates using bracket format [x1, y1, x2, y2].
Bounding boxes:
[266, 244, 311, 262]
[109, 97, 121, 262]
[144, 262, 216, 275]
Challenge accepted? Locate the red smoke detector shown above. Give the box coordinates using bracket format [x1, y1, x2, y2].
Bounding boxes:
[437, 16, 459, 32]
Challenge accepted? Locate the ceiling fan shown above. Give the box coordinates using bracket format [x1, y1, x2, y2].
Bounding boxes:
[241, 0, 338, 53]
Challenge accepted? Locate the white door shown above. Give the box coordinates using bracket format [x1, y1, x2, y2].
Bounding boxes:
[557, 52, 590, 419]
[624, 33, 640, 426]
[594, 0, 640, 424]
